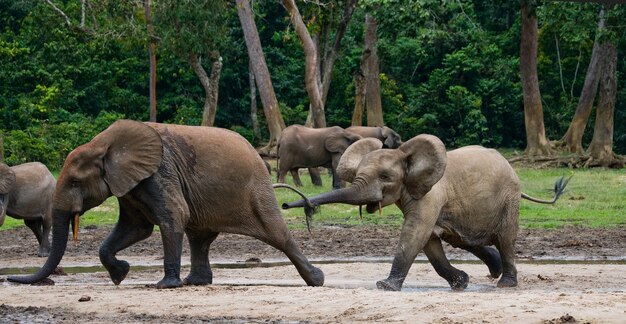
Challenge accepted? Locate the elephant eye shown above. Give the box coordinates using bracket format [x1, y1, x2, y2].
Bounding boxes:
[380, 172, 391, 181]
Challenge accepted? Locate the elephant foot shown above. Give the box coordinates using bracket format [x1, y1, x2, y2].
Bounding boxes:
[37, 249, 50, 258]
[448, 271, 469, 291]
[183, 271, 213, 286]
[108, 260, 130, 285]
[497, 276, 518, 288]
[304, 266, 325, 287]
[156, 276, 183, 289]
[376, 278, 402, 291]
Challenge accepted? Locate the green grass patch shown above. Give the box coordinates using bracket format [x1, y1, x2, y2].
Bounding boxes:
[2, 165, 624, 232]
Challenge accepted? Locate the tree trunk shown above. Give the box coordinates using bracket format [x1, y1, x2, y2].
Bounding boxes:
[0, 132, 4, 163]
[558, 8, 605, 153]
[587, 40, 619, 167]
[283, 0, 326, 128]
[320, 0, 357, 105]
[249, 60, 261, 142]
[144, 0, 157, 122]
[363, 14, 384, 127]
[352, 72, 365, 126]
[236, 0, 285, 156]
[188, 54, 222, 127]
[520, 1, 551, 156]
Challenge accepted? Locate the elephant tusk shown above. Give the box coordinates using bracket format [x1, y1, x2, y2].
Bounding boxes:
[72, 213, 80, 242]
[358, 205, 363, 221]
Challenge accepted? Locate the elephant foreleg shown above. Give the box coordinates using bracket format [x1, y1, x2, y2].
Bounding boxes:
[423, 238, 469, 290]
[99, 206, 154, 286]
[308, 168, 322, 186]
[184, 230, 219, 286]
[377, 211, 437, 291]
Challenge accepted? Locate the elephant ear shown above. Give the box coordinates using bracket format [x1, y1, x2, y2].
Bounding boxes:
[0, 163, 16, 195]
[325, 131, 355, 153]
[94, 120, 163, 197]
[336, 138, 383, 183]
[399, 134, 447, 200]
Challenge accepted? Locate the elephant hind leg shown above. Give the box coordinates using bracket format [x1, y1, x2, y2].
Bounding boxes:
[423, 238, 469, 290]
[290, 169, 304, 187]
[463, 245, 502, 279]
[184, 231, 219, 286]
[268, 235, 324, 287]
[24, 219, 49, 257]
[494, 201, 519, 288]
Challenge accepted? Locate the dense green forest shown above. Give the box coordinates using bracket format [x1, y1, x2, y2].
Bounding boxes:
[0, 0, 624, 169]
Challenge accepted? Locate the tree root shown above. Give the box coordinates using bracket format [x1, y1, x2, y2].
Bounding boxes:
[508, 153, 625, 169]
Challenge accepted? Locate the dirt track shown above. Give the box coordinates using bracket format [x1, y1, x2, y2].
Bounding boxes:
[1, 225, 625, 323]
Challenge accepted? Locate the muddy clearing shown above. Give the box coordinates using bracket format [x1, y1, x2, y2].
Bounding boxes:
[1, 225, 625, 323]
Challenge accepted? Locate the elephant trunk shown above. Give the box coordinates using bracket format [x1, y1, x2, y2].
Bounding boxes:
[7, 209, 72, 284]
[282, 186, 380, 210]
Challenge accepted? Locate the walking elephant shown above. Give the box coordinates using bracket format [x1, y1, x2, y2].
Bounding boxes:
[346, 126, 402, 149]
[8, 120, 324, 289]
[0, 162, 56, 257]
[277, 125, 362, 189]
[284, 135, 569, 291]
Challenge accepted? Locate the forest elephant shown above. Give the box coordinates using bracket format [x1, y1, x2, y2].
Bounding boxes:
[0, 162, 56, 257]
[8, 120, 324, 289]
[277, 125, 362, 189]
[346, 126, 403, 149]
[284, 135, 569, 291]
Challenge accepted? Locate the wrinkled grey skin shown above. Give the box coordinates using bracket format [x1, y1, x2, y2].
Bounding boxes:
[345, 126, 402, 149]
[285, 136, 567, 291]
[0, 162, 55, 257]
[8, 120, 324, 289]
[277, 125, 362, 189]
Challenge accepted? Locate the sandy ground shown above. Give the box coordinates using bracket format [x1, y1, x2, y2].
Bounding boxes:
[1, 260, 625, 323]
[1, 225, 625, 323]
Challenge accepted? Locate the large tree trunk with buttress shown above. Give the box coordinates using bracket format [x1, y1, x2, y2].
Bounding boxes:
[557, 8, 605, 154]
[587, 39, 622, 168]
[520, 1, 551, 157]
[237, 0, 285, 155]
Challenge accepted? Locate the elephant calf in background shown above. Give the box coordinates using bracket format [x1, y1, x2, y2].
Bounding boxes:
[345, 126, 402, 149]
[8, 120, 324, 289]
[277, 125, 362, 189]
[285, 135, 569, 291]
[0, 162, 56, 257]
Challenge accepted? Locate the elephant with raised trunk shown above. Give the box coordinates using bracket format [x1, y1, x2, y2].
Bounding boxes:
[345, 126, 402, 149]
[284, 135, 569, 291]
[1, 162, 56, 257]
[8, 120, 324, 289]
[277, 125, 362, 189]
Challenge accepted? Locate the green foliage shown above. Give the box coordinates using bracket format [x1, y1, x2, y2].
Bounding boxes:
[0, 0, 625, 169]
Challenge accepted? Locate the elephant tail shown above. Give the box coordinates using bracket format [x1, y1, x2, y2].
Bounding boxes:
[272, 183, 318, 233]
[521, 176, 571, 204]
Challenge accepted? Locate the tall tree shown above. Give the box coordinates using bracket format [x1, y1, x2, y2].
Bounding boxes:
[144, 0, 157, 122]
[587, 5, 622, 167]
[363, 13, 383, 126]
[351, 71, 365, 126]
[520, 0, 551, 156]
[557, 8, 605, 153]
[282, 0, 326, 128]
[154, 0, 228, 127]
[237, 0, 286, 155]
